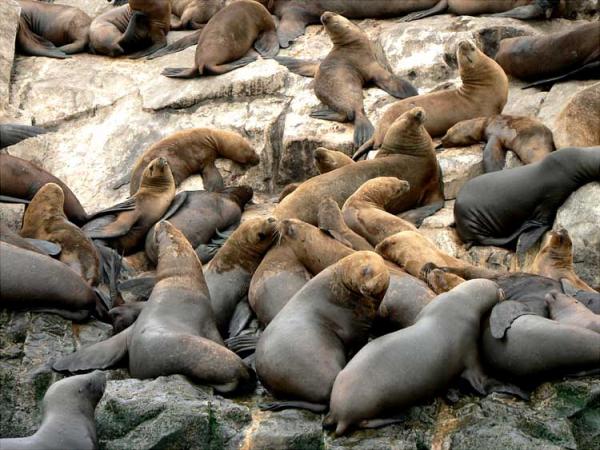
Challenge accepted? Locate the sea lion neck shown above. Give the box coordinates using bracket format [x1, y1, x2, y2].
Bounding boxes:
[140, 171, 175, 192]
[378, 131, 434, 158]
[546, 147, 600, 187]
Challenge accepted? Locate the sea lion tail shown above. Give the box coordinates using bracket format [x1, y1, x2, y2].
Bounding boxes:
[352, 137, 374, 161]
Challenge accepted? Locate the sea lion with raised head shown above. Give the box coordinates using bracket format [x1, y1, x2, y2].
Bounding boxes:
[16, 0, 92, 59]
[256, 251, 390, 412]
[162, 0, 278, 78]
[276, 12, 417, 147]
[318, 197, 373, 251]
[355, 40, 508, 157]
[314, 147, 354, 174]
[454, 147, 600, 254]
[440, 115, 555, 172]
[0, 371, 106, 450]
[53, 221, 255, 394]
[0, 124, 46, 149]
[545, 291, 600, 333]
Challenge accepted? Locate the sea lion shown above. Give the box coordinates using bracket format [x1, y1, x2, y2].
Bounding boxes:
[162, 0, 278, 78]
[318, 197, 373, 251]
[440, 115, 555, 173]
[170, 0, 225, 29]
[0, 242, 109, 321]
[325, 279, 512, 435]
[0, 124, 46, 149]
[0, 154, 88, 225]
[108, 301, 146, 333]
[0, 371, 106, 450]
[276, 12, 417, 147]
[401, 0, 559, 22]
[530, 228, 596, 293]
[144, 186, 253, 263]
[454, 147, 600, 254]
[115, 128, 259, 195]
[553, 82, 600, 148]
[276, 107, 445, 227]
[495, 22, 600, 88]
[84, 157, 176, 255]
[53, 221, 254, 394]
[546, 291, 600, 333]
[256, 251, 390, 412]
[0, 222, 60, 256]
[342, 178, 417, 247]
[355, 40, 508, 157]
[314, 147, 354, 174]
[16, 0, 92, 59]
[20, 183, 100, 285]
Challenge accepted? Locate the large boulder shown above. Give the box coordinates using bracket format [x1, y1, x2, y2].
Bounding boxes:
[0, 0, 20, 117]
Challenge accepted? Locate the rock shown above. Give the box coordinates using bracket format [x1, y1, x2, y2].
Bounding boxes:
[0, 0, 19, 114]
[0, 203, 25, 231]
[554, 182, 600, 289]
[437, 145, 484, 200]
[553, 82, 600, 148]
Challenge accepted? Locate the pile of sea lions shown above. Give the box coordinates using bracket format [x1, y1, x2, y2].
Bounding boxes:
[1, 0, 599, 445]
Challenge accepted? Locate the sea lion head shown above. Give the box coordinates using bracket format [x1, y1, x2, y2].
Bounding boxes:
[545, 290, 578, 315]
[381, 107, 432, 155]
[154, 220, 204, 279]
[534, 228, 574, 269]
[238, 216, 278, 250]
[353, 177, 411, 209]
[139, 157, 175, 190]
[213, 130, 260, 166]
[457, 40, 479, 70]
[44, 370, 107, 412]
[314, 147, 352, 174]
[321, 12, 364, 46]
[30, 182, 65, 215]
[340, 251, 390, 302]
[222, 185, 254, 208]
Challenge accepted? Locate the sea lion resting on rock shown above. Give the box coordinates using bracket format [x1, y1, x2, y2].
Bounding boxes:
[0, 222, 60, 256]
[546, 291, 600, 334]
[256, 251, 390, 412]
[354, 40, 508, 157]
[454, 147, 600, 254]
[276, 12, 417, 147]
[0, 371, 106, 450]
[325, 279, 518, 435]
[0, 124, 46, 149]
[441, 115, 555, 173]
[0, 153, 88, 225]
[53, 221, 255, 395]
[16, 0, 92, 59]
[319, 197, 373, 251]
[276, 107, 445, 228]
[162, 0, 278, 78]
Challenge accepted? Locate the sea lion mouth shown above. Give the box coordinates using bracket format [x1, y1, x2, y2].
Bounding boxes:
[321, 12, 334, 25]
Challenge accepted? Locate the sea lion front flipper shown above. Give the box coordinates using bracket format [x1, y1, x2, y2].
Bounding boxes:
[254, 30, 280, 58]
[0, 124, 47, 148]
[146, 30, 202, 60]
[24, 238, 62, 256]
[352, 137, 375, 161]
[228, 298, 254, 338]
[371, 68, 418, 99]
[489, 300, 533, 339]
[0, 195, 30, 205]
[461, 361, 529, 400]
[225, 334, 259, 355]
[488, 3, 549, 20]
[202, 163, 225, 192]
[260, 401, 327, 413]
[85, 217, 136, 240]
[129, 41, 168, 60]
[522, 61, 600, 89]
[277, 8, 314, 48]
[482, 135, 507, 173]
[161, 191, 189, 221]
[112, 173, 132, 190]
[204, 56, 258, 75]
[359, 416, 407, 429]
[310, 107, 348, 122]
[112, 0, 128, 5]
[16, 17, 70, 59]
[52, 327, 131, 373]
[87, 197, 137, 219]
[162, 66, 198, 78]
[118, 11, 149, 49]
[196, 243, 219, 264]
[118, 276, 157, 299]
[560, 278, 580, 297]
[398, 200, 444, 227]
[353, 113, 375, 148]
[400, 0, 448, 22]
[274, 57, 319, 77]
[516, 222, 550, 254]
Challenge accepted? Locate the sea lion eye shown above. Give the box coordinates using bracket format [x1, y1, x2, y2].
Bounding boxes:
[258, 232, 266, 241]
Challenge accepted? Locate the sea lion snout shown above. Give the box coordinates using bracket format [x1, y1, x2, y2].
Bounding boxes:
[156, 157, 168, 168]
[321, 11, 335, 25]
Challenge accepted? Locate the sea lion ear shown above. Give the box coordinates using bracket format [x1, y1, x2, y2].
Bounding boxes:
[362, 265, 373, 277]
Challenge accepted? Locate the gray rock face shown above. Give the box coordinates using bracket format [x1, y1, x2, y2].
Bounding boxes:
[0, 0, 19, 117]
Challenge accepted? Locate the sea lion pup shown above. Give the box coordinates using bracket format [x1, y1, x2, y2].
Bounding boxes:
[256, 251, 390, 412]
[495, 22, 600, 89]
[0, 124, 46, 149]
[84, 157, 176, 255]
[20, 183, 100, 286]
[355, 40, 508, 158]
[530, 228, 596, 293]
[0, 371, 106, 450]
[279, 219, 435, 329]
[318, 197, 373, 251]
[440, 115, 555, 173]
[342, 178, 417, 247]
[454, 147, 600, 254]
[276, 12, 417, 147]
[0, 242, 109, 321]
[16, 0, 92, 59]
[205, 217, 278, 336]
[314, 147, 354, 174]
[546, 291, 600, 334]
[162, 0, 278, 78]
[0, 154, 87, 225]
[53, 221, 254, 394]
[169, 0, 225, 30]
[401, 0, 559, 22]
[0, 222, 60, 256]
[276, 107, 445, 227]
[115, 128, 259, 195]
[325, 279, 513, 436]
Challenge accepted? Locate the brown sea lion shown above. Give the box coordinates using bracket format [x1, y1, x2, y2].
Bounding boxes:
[0, 124, 46, 149]
[495, 22, 600, 88]
[256, 251, 390, 412]
[530, 228, 596, 293]
[545, 291, 600, 333]
[401, 0, 559, 22]
[170, 0, 225, 29]
[355, 40, 508, 157]
[276, 12, 417, 147]
[342, 178, 417, 247]
[0, 371, 106, 450]
[20, 183, 100, 286]
[0, 222, 61, 256]
[0, 242, 109, 321]
[162, 0, 278, 78]
[318, 197, 373, 251]
[0, 153, 88, 225]
[325, 279, 514, 435]
[553, 82, 600, 148]
[314, 147, 354, 174]
[115, 128, 259, 195]
[84, 157, 176, 255]
[16, 0, 92, 59]
[440, 115, 555, 173]
[424, 266, 465, 294]
[276, 107, 445, 227]
[53, 221, 254, 394]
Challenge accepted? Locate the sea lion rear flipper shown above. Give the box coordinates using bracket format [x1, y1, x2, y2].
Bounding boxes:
[204, 57, 258, 75]
[118, 11, 148, 49]
[399, 201, 444, 227]
[202, 163, 225, 192]
[516, 223, 550, 254]
[372, 70, 418, 99]
[523, 61, 600, 89]
[196, 243, 219, 264]
[488, 3, 548, 20]
[0, 124, 47, 148]
[118, 276, 157, 299]
[0, 195, 30, 205]
[129, 41, 168, 60]
[228, 298, 254, 338]
[353, 114, 375, 148]
[146, 30, 202, 60]
[359, 416, 407, 429]
[112, 0, 128, 6]
[461, 363, 529, 400]
[400, 0, 448, 22]
[482, 135, 506, 173]
[260, 401, 327, 413]
[489, 301, 534, 339]
[162, 66, 198, 78]
[17, 17, 70, 59]
[225, 334, 259, 355]
[310, 107, 348, 123]
[24, 238, 61, 256]
[254, 30, 279, 58]
[161, 191, 189, 221]
[88, 197, 137, 219]
[274, 57, 319, 77]
[52, 327, 131, 373]
[277, 9, 313, 48]
[352, 137, 375, 161]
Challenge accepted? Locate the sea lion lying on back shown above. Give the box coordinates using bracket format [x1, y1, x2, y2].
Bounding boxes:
[16, 0, 92, 59]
